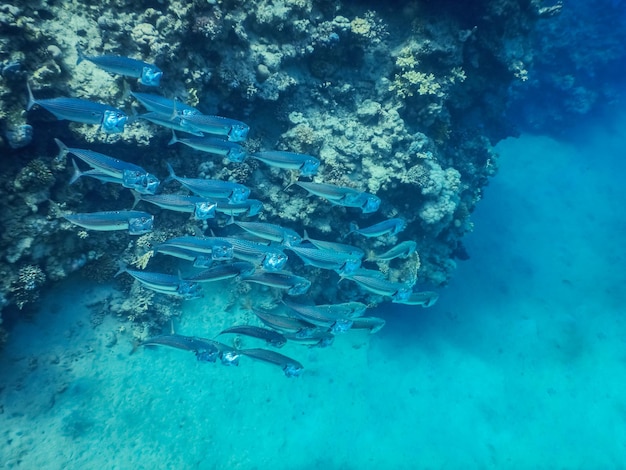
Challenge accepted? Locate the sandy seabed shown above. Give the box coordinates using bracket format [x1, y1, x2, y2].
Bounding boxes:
[1, 111, 626, 469]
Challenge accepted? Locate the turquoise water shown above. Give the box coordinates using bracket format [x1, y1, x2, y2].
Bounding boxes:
[2, 113, 625, 467]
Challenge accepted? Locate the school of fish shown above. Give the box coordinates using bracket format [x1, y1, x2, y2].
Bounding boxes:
[27, 51, 439, 377]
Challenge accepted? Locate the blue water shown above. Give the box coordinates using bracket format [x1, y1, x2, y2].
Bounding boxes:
[2, 109, 624, 467]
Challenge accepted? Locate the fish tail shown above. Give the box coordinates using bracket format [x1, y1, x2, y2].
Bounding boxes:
[283, 181, 295, 192]
[167, 130, 178, 146]
[129, 339, 141, 355]
[164, 162, 177, 183]
[69, 158, 83, 185]
[76, 46, 85, 65]
[26, 81, 36, 111]
[348, 222, 359, 235]
[114, 261, 128, 278]
[225, 214, 236, 226]
[54, 137, 69, 163]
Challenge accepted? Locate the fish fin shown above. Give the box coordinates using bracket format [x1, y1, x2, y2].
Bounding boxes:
[130, 190, 141, 209]
[168, 130, 178, 146]
[69, 158, 83, 185]
[283, 181, 296, 192]
[54, 138, 69, 163]
[170, 319, 176, 335]
[302, 228, 311, 241]
[26, 81, 36, 111]
[348, 222, 359, 235]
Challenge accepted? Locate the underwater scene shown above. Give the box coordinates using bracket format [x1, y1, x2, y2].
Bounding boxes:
[1, 0, 625, 468]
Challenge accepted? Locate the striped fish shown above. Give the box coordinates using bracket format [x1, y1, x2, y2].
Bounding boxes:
[251, 151, 320, 176]
[139, 112, 204, 136]
[27, 83, 127, 134]
[212, 237, 287, 271]
[287, 245, 361, 274]
[342, 273, 412, 302]
[282, 299, 355, 333]
[180, 114, 250, 142]
[392, 290, 439, 307]
[63, 210, 153, 235]
[239, 348, 303, 377]
[240, 270, 311, 296]
[55, 139, 159, 194]
[350, 317, 386, 334]
[116, 267, 202, 299]
[131, 92, 200, 117]
[140, 334, 219, 362]
[368, 240, 417, 261]
[153, 236, 234, 261]
[183, 261, 256, 283]
[349, 218, 407, 238]
[169, 131, 248, 163]
[218, 325, 287, 348]
[77, 49, 162, 86]
[166, 163, 250, 203]
[233, 220, 302, 247]
[134, 193, 217, 220]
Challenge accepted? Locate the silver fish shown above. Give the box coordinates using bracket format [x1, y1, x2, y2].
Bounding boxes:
[392, 290, 439, 307]
[251, 151, 320, 176]
[293, 181, 380, 213]
[152, 244, 214, 267]
[293, 181, 363, 202]
[282, 300, 354, 333]
[180, 114, 250, 142]
[116, 267, 202, 299]
[169, 131, 248, 163]
[56, 139, 159, 194]
[154, 236, 234, 261]
[239, 348, 303, 377]
[131, 92, 200, 117]
[166, 163, 250, 203]
[369, 240, 417, 261]
[140, 334, 219, 362]
[183, 261, 256, 283]
[302, 230, 365, 258]
[27, 82, 127, 134]
[350, 317, 386, 334]
[77, 49, 162, 86]
[212, 237, 287, 271]
[139, 112, 204, 136]
[287, 245, 361, 274]
[63, 210, 153, 235]
[283, 330, 335, 348]
[252, 308, 316, 333]
[233, 220, 302, 247]
[214, 199, 263, 217]
[342, 273, 412, 302]
[219, 325, 287, 348]
[240, 270, 311, 296]
[349, 218, 407, 238]
[134, 193, 217, 220]
[311, 301, 368, 318]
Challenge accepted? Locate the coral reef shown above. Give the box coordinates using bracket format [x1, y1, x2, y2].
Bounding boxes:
[0, 0, 553, 341]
